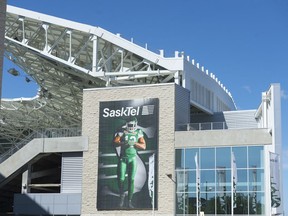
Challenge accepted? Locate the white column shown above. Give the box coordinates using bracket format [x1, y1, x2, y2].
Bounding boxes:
[42, 23, 49, 53]
[21, 164, 31, 193]
[92, 35, 98, 73]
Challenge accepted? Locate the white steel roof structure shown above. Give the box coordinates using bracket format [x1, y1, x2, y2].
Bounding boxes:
[0, 5, 236, 153]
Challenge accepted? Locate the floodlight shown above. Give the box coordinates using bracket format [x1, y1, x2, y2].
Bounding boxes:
[7, 68, 20, 76]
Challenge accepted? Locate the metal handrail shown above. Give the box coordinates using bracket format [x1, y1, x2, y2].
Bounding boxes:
[177, 122, 228, 131]
[0, 127, 81, 163]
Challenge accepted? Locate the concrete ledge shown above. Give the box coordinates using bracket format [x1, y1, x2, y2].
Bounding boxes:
[175, 128, 272, 147]
[0, 136, 88, 180]
[42, 136, 88, 153]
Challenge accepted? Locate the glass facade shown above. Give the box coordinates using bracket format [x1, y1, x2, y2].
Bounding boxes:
[175, 146, 265, 215]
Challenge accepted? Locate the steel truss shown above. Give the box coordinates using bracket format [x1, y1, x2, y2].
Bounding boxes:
[1, 6, 180, 152]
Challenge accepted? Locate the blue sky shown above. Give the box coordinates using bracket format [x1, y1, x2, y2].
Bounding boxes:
[3, 0, 288, 214]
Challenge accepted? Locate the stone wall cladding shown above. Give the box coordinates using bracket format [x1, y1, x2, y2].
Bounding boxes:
[82, 83, 176, 215]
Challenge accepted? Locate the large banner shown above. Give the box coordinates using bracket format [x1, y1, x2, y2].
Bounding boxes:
[270, 152, 281, 211]
[195, 153, 201, 215]
[231, 151, 237, 211]
[97, 98, 159, 210]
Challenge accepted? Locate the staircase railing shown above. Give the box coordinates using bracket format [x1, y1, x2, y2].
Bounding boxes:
[176, 122, 228, 131]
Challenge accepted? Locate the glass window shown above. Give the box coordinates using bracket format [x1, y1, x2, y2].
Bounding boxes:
[232, 147, 247, 168]
[249, 192, 265, 215]
[249, 169, 264, 192]
[200, 148, 215, 169]
[216, 192, 231, 214]
[234, 192, 249, 214]
[187, 193, 197, 214]
[175, 192, 189, 215]
[248, 146, 264, 168]
[187, 170, 196, 192]
[185, 148, 199, 169]
[175, 149, 184, 169]
[237, 169, 248, 192]
[175, 146, 266, 215]
[216, 169, 231, 192]
[176, 170, 188, 193]
[216, 147, 231, 168]
[200, 192, 216, 214]
[200, 170, 215, 192]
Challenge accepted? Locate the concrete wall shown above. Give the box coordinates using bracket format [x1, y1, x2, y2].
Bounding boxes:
[175, 128, 272, 148]
[82, 83, 177, 215]
[0, 0, 6, 99]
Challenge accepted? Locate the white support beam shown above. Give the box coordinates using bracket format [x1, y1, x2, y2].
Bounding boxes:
[174, 70, 180, 85]
[18, 17, 27, 44]
[42, 23, 49, 53]
[92, 35, 98, 73]
[67, 30, 72, 62]
[104, 69, 175, 77]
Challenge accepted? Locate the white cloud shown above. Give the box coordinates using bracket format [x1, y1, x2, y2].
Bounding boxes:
[243, 85, 252, 94]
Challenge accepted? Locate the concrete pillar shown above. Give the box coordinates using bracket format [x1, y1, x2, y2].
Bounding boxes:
[21, 164, 31, 193]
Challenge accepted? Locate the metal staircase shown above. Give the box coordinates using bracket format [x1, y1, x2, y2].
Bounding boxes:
[0, 127, 81, 183]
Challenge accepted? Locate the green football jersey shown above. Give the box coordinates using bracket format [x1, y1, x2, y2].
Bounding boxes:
[120, 129, 144, 157]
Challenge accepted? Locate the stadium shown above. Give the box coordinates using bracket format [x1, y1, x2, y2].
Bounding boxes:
[0, 2, 283, 215]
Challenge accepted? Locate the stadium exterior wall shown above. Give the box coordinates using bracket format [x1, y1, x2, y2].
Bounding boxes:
[82, 83, 182, 215]
[80, 83, 282, 215]
[175, 128, 272, 148]
[183, 60, 236, 113]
